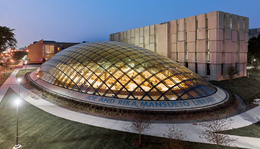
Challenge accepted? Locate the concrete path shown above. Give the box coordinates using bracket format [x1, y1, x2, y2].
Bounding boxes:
[1, 69, 260, 148]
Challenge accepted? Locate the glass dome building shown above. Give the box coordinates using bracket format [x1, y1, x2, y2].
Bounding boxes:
[36, 41, 216, 101]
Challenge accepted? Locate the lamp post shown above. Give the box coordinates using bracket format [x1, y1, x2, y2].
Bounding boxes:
[17, 78, 22, 96]
[13, 99, 22, 149]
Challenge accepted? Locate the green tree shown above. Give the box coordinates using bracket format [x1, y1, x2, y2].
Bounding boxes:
[248, 34, 260, 63]
[0, 26, 17, 53]
[12, 51, 27, 61]
[2, 58, 11, 75]
[226, 65, 238, 83]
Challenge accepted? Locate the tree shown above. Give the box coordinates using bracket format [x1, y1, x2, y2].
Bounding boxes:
[163, 125, 188, 149]
[0, 26, 17, 53]
[125, 114, 151, 147]
[2, 58, 11, 75]
[12, 51, 27, 61]
[199, 117, 237, 149]
[248, 34, 260, 63]
[226, 65, 238, 83]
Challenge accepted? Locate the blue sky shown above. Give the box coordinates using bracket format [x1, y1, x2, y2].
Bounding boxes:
[1, 0, 260, 48]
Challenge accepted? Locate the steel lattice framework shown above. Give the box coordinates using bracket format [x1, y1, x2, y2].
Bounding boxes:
[37, 41, 216, 100]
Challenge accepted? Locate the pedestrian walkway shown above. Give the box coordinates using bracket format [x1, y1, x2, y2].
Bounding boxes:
[1, 69, 260, 148]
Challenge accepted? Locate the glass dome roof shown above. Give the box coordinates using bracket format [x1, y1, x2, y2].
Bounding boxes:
[37, 41, 216, 100]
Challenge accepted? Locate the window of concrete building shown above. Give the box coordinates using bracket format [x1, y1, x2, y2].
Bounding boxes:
[207, 52, 210, 62]
[186, 51, 188, 61]
[207, 63, 210, 75]
[221, 64, 224, 76]
[207, 41, 209, 51]
[207, 29, 209, 39]
[195, 63, 198, 73]
[235, 63, 239, 74]
[195, 52, 197, 62]
[176, 52, 178, 61]
[185, 62, 188, 68]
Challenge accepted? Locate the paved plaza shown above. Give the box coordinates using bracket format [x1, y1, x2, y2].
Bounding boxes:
[1, 68, 260, 148]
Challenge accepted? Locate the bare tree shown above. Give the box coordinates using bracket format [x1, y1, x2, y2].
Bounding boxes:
[226, 65, 238, 83]
[163, 125, 187, 149]
[199, 117, 237, 149]
[125, 114, 151, 147]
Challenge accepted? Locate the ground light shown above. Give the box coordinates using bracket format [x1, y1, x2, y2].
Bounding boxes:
[13, 99, 22, 149]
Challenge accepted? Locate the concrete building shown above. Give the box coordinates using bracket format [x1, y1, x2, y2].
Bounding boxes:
[109, 11, 249, 81]
[249, 28, 260, 39]
[28, 40, 79, 63]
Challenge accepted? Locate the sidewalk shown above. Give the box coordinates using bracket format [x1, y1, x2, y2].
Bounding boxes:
[1, 69, 260, 148]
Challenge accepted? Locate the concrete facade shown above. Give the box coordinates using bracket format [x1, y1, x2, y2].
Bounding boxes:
[109, 11, 249, 81]
[249, 28, 260, 39]
[28, 40, 79, 63]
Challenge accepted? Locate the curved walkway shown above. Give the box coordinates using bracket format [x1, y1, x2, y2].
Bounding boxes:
[1, 69, 260, 148]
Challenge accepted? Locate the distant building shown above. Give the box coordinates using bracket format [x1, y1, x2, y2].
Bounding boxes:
[110, 11, 249, 81]
[28, 40, 79, 63]
[249, 28, 260, 39]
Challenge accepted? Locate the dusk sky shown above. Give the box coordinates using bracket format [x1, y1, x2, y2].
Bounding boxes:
[1, 0, 260, 48]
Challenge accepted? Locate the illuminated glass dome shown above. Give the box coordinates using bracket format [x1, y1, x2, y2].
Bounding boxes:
[37, 41, 216, 100]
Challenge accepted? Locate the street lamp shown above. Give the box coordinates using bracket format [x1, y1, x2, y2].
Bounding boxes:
[13, 99, 22, 149]
[17, 78, 22, 96]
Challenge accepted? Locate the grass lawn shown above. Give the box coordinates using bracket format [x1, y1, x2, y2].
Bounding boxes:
[16, 69, 36, 78]
[0, 88, 238, 149]
[210, 69, 260, 105]
[222, 121, 260, 138]
[0, 71, 13, 87]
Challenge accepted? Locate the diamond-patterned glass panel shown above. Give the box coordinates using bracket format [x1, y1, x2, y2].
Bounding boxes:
[37, 41, 216, 100]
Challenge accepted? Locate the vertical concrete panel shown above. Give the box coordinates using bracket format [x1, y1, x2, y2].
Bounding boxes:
[169, 20, 177, 34]
[144, 26, 150, 49]
[156, 23, 169, 57]
[210, 64, 221, 80]
[134, 28, 140, 46]
[114, 33, 119, 41]
[197, 63, 206, 76]
[119, 32, 124, 42]
[188, 63, 196, 72]
[127, 30, 131, 44]
[139, 27, 144, 47]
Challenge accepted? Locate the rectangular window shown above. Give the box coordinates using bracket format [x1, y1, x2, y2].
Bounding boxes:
[185, 62, 188, 68]
[235, 63, 239, 74]
[207, 42, 210, 51]
[207, 63, 210, 75]
[195, 52, 197, 62]
[207, 52, 210, 62]
[221, 64, 224, 76]
[186, 52, 188, 61]
[176, 52, 178, 61]
[195, 63, 198, 73]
